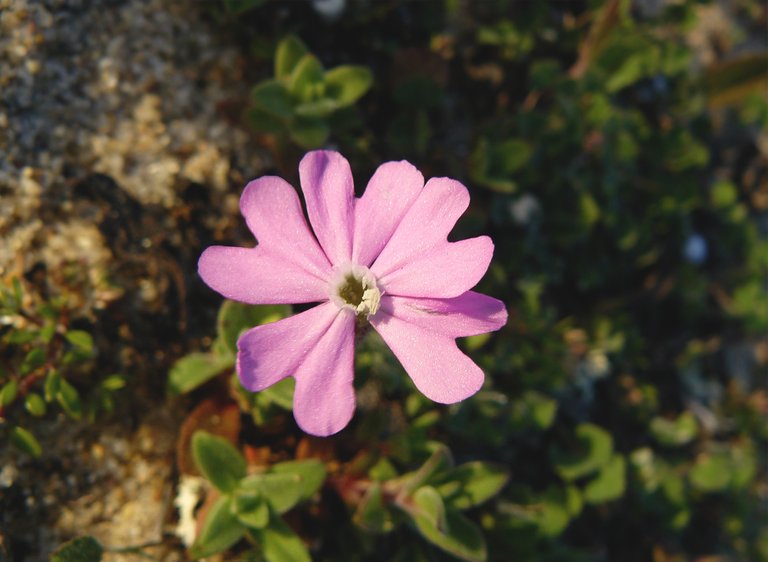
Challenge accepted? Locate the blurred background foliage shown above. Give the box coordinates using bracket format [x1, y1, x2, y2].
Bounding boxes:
[11, 0, 766, 561]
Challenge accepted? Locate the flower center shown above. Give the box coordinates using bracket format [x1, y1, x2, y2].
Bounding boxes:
[330, 264, 382, 320]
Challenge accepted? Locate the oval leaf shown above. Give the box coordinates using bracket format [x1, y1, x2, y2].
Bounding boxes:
[10, 426, 42, 458]
[324, 65, 373, 106]
[192, 431, 246, 493]
[190, 495, 245, 558]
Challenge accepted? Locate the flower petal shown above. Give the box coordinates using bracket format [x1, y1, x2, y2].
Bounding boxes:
[199, 245, 329, 304]
[370, 177, 470, 277]
[371, 305, 485, 404]
[376, 292, 507, 338]
[237, 303, 356, 436]
[292, 310, 356, 436]
[240, 176, 332, 279]
[299, 151, 355, 265]
[236, 302, 341, 391]
[352, 160, 423, 267]
[376, 236, 494, 298]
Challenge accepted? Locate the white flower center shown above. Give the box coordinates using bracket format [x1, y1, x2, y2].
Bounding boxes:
[330, 264, 382, 319]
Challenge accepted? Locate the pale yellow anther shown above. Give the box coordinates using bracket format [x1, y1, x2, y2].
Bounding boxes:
[330, 264, 382, 319]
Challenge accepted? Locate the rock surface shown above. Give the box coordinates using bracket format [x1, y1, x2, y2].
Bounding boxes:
[0, 0, 269, 560]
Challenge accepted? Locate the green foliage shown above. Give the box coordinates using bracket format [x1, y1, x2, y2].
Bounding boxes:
[168, 301, 290, 395]
[551, 423, 613, 482]
[50, 536, 103, 562]
[192, 431, 247, 493]
[189, 430, 325, 560]
[0, 278, 124, 456]
[165, 2, 767, 560]
[249, 35, 372, 148]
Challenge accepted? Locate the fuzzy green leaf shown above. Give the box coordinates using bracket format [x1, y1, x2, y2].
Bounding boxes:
[192, 431, 247, 493]
[288, 54, 324, 100]
[354, 482, 394, 533]
[551, 423, 613, 481]
[275, 35, 309, 80]
[240, 472, 303, 514]
[324, 65, 373, 106]
[270, 459, 327, 501]
[217, 302, 291, 357]
[252, 80, 295, 119]
[234, 491, 270, 529]
[410, 506, 486, 562]
[434, 462, 509, 510]
[190, 495, 245, 558]
[258, 517, 311, 562]
[168, 352, 233, 394]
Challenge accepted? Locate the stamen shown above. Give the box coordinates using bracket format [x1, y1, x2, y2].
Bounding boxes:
[330, 264, 382, 320]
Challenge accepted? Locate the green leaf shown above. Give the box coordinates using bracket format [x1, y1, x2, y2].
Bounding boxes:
[401, 444, 454, 494]
[583, 454, 626, 504]
[56, 378, 82, 420]
[354, 482, 394, 533]
[289, 117, 329, 148]
[256, 377, 295, 410]
[579, 192, 601, 226]
[25, 392, 46, 416]
[469, 137, 530, 193]
[510, 391, 558, 431]
[294, 98, 339, 118]
[44, 369, 61, 402]
[20, 347, 46, 375]
[275, 35, 309, 80]
[523, 485, 575, 538]
[324, 65, 373, 106]
[5, 328, 36, 344]
[650, 411, 698, 447]
[190, 495, 246, 558]
[258, 517, 311, 562]
[10, 426, 42, 458]
[65, 330, 94, 353]
[288, 54, 325, 100]
[12, 277, 23, 307]
[167, 352, 233, 394]
[1, 379, 18, 406]
[270, 459, 327, 501]
[234, 490, 270, 529]
[192, 431, 247, 493]
[434, 462, 509, 510]
[217, 301, 291, 357]
[51, 536, 103, 562]
[410, 506, 486, 562]
[412, 486, 448, 532]
[551, 423, 613, 481]
[252, 80, 295, 119]
[101, 374, 126, 391]
[240, 473, 303, 514]
[689, 453, 731, 493]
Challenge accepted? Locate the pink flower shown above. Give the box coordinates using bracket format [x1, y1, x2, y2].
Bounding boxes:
[198, 151, 507, 436]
